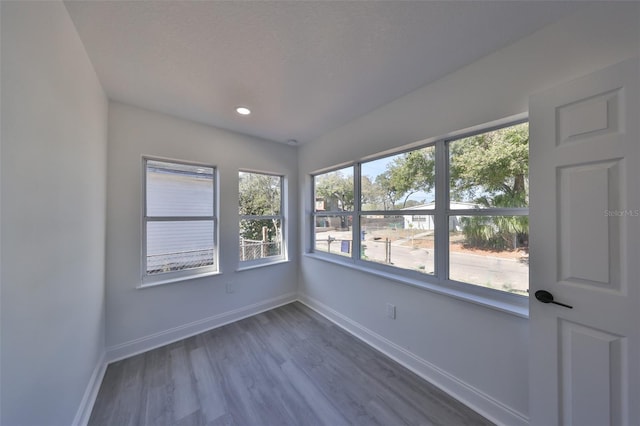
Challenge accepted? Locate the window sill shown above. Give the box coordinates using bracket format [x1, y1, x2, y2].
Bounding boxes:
[303, 252, 529, 319]
[236, 258, 289, 272]
[138, 270, 222, 289]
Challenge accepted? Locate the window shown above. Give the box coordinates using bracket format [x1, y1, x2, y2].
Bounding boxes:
[313, 166, 354, 257]
[448, 123, 529, 295]
[239, 171, 285, 265]
[142, 158, 217, 285]
[360, 147, 436, 274]
[311, 121, 529, 298]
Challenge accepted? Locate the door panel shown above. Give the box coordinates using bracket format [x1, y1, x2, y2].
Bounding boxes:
[560, 320, 625, 426]
[556, 88, 621, 146]
[529, 58, 639, 426]
[558, 160, 622, 289]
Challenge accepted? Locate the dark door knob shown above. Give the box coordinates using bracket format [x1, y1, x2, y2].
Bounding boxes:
[534, 290, 573, 309]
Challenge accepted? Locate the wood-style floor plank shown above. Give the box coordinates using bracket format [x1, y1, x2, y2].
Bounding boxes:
[89, 302, 493, 426]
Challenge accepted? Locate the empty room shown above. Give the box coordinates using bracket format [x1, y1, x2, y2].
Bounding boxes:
[2, 1, 639, 425]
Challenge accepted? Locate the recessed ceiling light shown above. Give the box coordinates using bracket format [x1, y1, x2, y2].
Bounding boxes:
[287, 139, 298, 146]
[236, 106, 251, 115]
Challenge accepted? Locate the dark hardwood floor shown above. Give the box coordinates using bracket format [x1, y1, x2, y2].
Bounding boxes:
[89, 302, 493, 426]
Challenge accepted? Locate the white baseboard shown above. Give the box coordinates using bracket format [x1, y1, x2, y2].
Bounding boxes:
[72, 351, 107, 426]
[106, 293, 297, 363]
[297, 294, 528, 426]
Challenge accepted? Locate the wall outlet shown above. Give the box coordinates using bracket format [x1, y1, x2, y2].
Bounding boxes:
[225, 281, 235, 294]
[386, 303, 396, 319]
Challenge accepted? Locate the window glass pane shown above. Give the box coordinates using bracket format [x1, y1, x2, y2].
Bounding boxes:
[314, 167, 354, 212]
[449, 215, 528, 295]
[314, 215, 352, 257]
[361, 215, 434, 274]
[361, 147, 435, 211]
[449, 122, 528, 208]
[146, 160, 214, 217]
[239, 219, 282, 261]
[146, 221, 214, 274]
[239, 172, 281, 216]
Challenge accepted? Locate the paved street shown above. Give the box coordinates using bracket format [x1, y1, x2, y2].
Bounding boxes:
[316, 230, 528, 295]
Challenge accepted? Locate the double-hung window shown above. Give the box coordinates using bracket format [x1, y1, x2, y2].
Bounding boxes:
[447, 123, 529, 295]
[312, 120, 529, 299]
[239, 171, 285, 266]
[142, 158, 217, 285]
[360, 146, 437, 274]
[313, 166, 354, 257]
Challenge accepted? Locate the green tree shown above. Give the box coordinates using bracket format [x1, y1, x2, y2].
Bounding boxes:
[450, 123, 528, 207]
[378, 147, 436, 209]
[459, 215, 528, 250]
[361, 175, 386, 209]
[450, 123, 529, 249]
[315, 170, 354, 211]
[373, 173, 399, 209]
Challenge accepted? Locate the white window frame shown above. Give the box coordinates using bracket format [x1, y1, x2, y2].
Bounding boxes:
[141, 157, 218, 287]
[238, 170, 287, 269]
[310, 116, 529, 315]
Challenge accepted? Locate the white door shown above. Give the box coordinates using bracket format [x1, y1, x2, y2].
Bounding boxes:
[529, 57, 639, 426]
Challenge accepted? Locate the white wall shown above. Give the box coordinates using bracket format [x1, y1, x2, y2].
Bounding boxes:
[105, 102, 298, 359]
[1, 2, 108, 425]
[298, 4, 639, 425]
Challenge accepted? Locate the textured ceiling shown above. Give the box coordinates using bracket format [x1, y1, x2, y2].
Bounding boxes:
[64, 1, 583, 145]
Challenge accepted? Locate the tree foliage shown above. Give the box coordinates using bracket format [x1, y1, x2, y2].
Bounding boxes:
[450, 123, 529, 249]
[450, 123, 528, 207]
[460, 215, 528, 250]
[377, 148, 435, 208]
[314, 170, 354, 211]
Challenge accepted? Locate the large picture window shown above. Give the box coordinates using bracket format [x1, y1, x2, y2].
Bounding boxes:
[239, 171, 285, 265]
[311, 121, 529, 298]
[143, 158, 217, 285]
